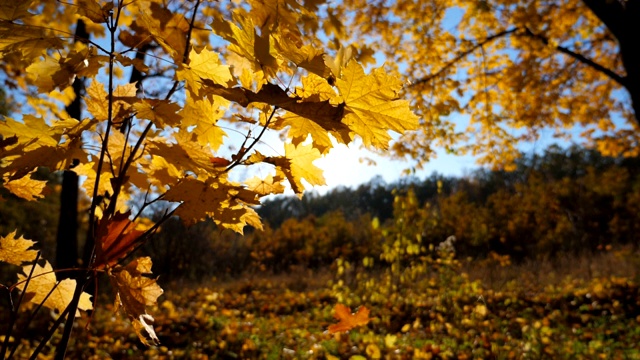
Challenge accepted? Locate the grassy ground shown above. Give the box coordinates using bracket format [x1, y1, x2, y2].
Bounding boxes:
[3, 248, 640, 359]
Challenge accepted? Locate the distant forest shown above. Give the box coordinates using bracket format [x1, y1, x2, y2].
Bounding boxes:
[2, 144, 639, 280]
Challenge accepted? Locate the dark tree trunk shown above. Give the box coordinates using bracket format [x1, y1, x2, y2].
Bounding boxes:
[56, 20, 88, 279]
[582, 0, 640, 124]
[55, 171, 79, 278]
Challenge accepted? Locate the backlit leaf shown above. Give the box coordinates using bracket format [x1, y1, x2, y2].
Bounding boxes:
[264, 143, 325, 194]
[0, 230, 37, 266]
[17, 261, 93, 316]
[2, 174, 46, 201]
[336, 61, 419, 149]
[176, 48, 233, 96]
[95, 211, 145, 269]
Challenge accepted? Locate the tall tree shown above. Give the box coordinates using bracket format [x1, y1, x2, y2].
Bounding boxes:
[331, 0, 640, 169]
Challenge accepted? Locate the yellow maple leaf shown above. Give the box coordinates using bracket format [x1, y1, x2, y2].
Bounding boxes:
[0, 0, 34, 21]
[179, 92, 227, 150]
[211, 10, 279, 79]
[0, 115, 57, 148]
[176, 48, 233, 96]
[0, 230, 38, 266]
[271, 73, 351, 153]
[147, 131, 215, 177]
[143, 156, 181, 188]
[273, 37, 332, 79]
[110, 257, 163, 346]
[163, 177, 260, 231]
[336, 61, 419, 149]
[133, 99, 183, 128]
[265, 143, 325, 194]
[72, 161, 113, 198]
[2, 174, 46, 201]
[77, 0, 111, 24]
[17, 261, 93, 316]
[85, 80, 109, 121]
[0, 21, 63, 61]
[136, 2, 190, 62]
[245, 174, 286, 196]
[25, 55, 71, 93]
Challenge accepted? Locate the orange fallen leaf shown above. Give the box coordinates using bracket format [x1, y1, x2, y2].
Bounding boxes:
[328, 303, 370, 333]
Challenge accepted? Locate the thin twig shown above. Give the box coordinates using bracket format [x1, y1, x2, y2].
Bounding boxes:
[225, 106, 278, 173]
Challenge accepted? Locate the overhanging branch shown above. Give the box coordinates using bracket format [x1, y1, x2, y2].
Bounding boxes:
[411, 26, 627, 90]
[522, 27, 626, 88]
[411, 28, 520, 87]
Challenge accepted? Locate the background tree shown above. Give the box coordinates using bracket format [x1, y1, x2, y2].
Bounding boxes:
[331, 0, 640, 169]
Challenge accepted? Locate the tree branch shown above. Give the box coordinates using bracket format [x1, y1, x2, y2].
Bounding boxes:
[411, 28, 520, 87]
[522, 27, 626, 88]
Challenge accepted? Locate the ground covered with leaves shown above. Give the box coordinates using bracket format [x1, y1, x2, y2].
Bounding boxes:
[3, 268, 640, 360]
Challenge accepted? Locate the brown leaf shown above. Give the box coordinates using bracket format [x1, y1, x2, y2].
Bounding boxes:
[110, 257, 163, 346]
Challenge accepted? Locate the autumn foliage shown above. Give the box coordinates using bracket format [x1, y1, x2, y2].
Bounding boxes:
[2, 0, 640, 358]
[0, 0, 417, 356]
[332, 0, 640, 169]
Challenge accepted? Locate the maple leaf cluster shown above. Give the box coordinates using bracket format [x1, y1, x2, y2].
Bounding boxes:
[0, 232, 93, 316]
[0, 0, 418, 349]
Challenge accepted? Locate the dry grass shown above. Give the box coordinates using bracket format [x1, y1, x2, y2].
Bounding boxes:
[463, 245, 640, 292]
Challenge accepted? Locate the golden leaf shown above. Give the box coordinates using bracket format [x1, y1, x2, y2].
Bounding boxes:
[2, 174, 46, 201]
[0, 230, 37, 266]
[336, 61, 419, 149]
[85, 80, 109, 121]
[133, 99, 183, 128]
[176, 48, 233, 96]
[0, 115, 57, 148]
[245, 174, 286, 196]
[0, 0, 34, 21]
[264, 143, 325, 194]
[179, 92, 227, 150]
[147, 131, 215, 177]
[77, 0, 110, 24]
[210, 10, 279, 79]
[17, 261, 93, 316]
[163, 177, 260, 231]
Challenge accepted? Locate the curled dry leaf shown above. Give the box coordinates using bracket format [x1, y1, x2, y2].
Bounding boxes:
[328, 303, 371, 333]
[109, 257, 163, 346]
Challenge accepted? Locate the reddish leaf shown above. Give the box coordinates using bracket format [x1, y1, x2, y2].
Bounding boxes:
[95, 211, 144, 269]
[209, 156, 231, 167]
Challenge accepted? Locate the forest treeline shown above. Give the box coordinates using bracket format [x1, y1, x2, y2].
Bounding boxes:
[2, 145, 639, 280]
